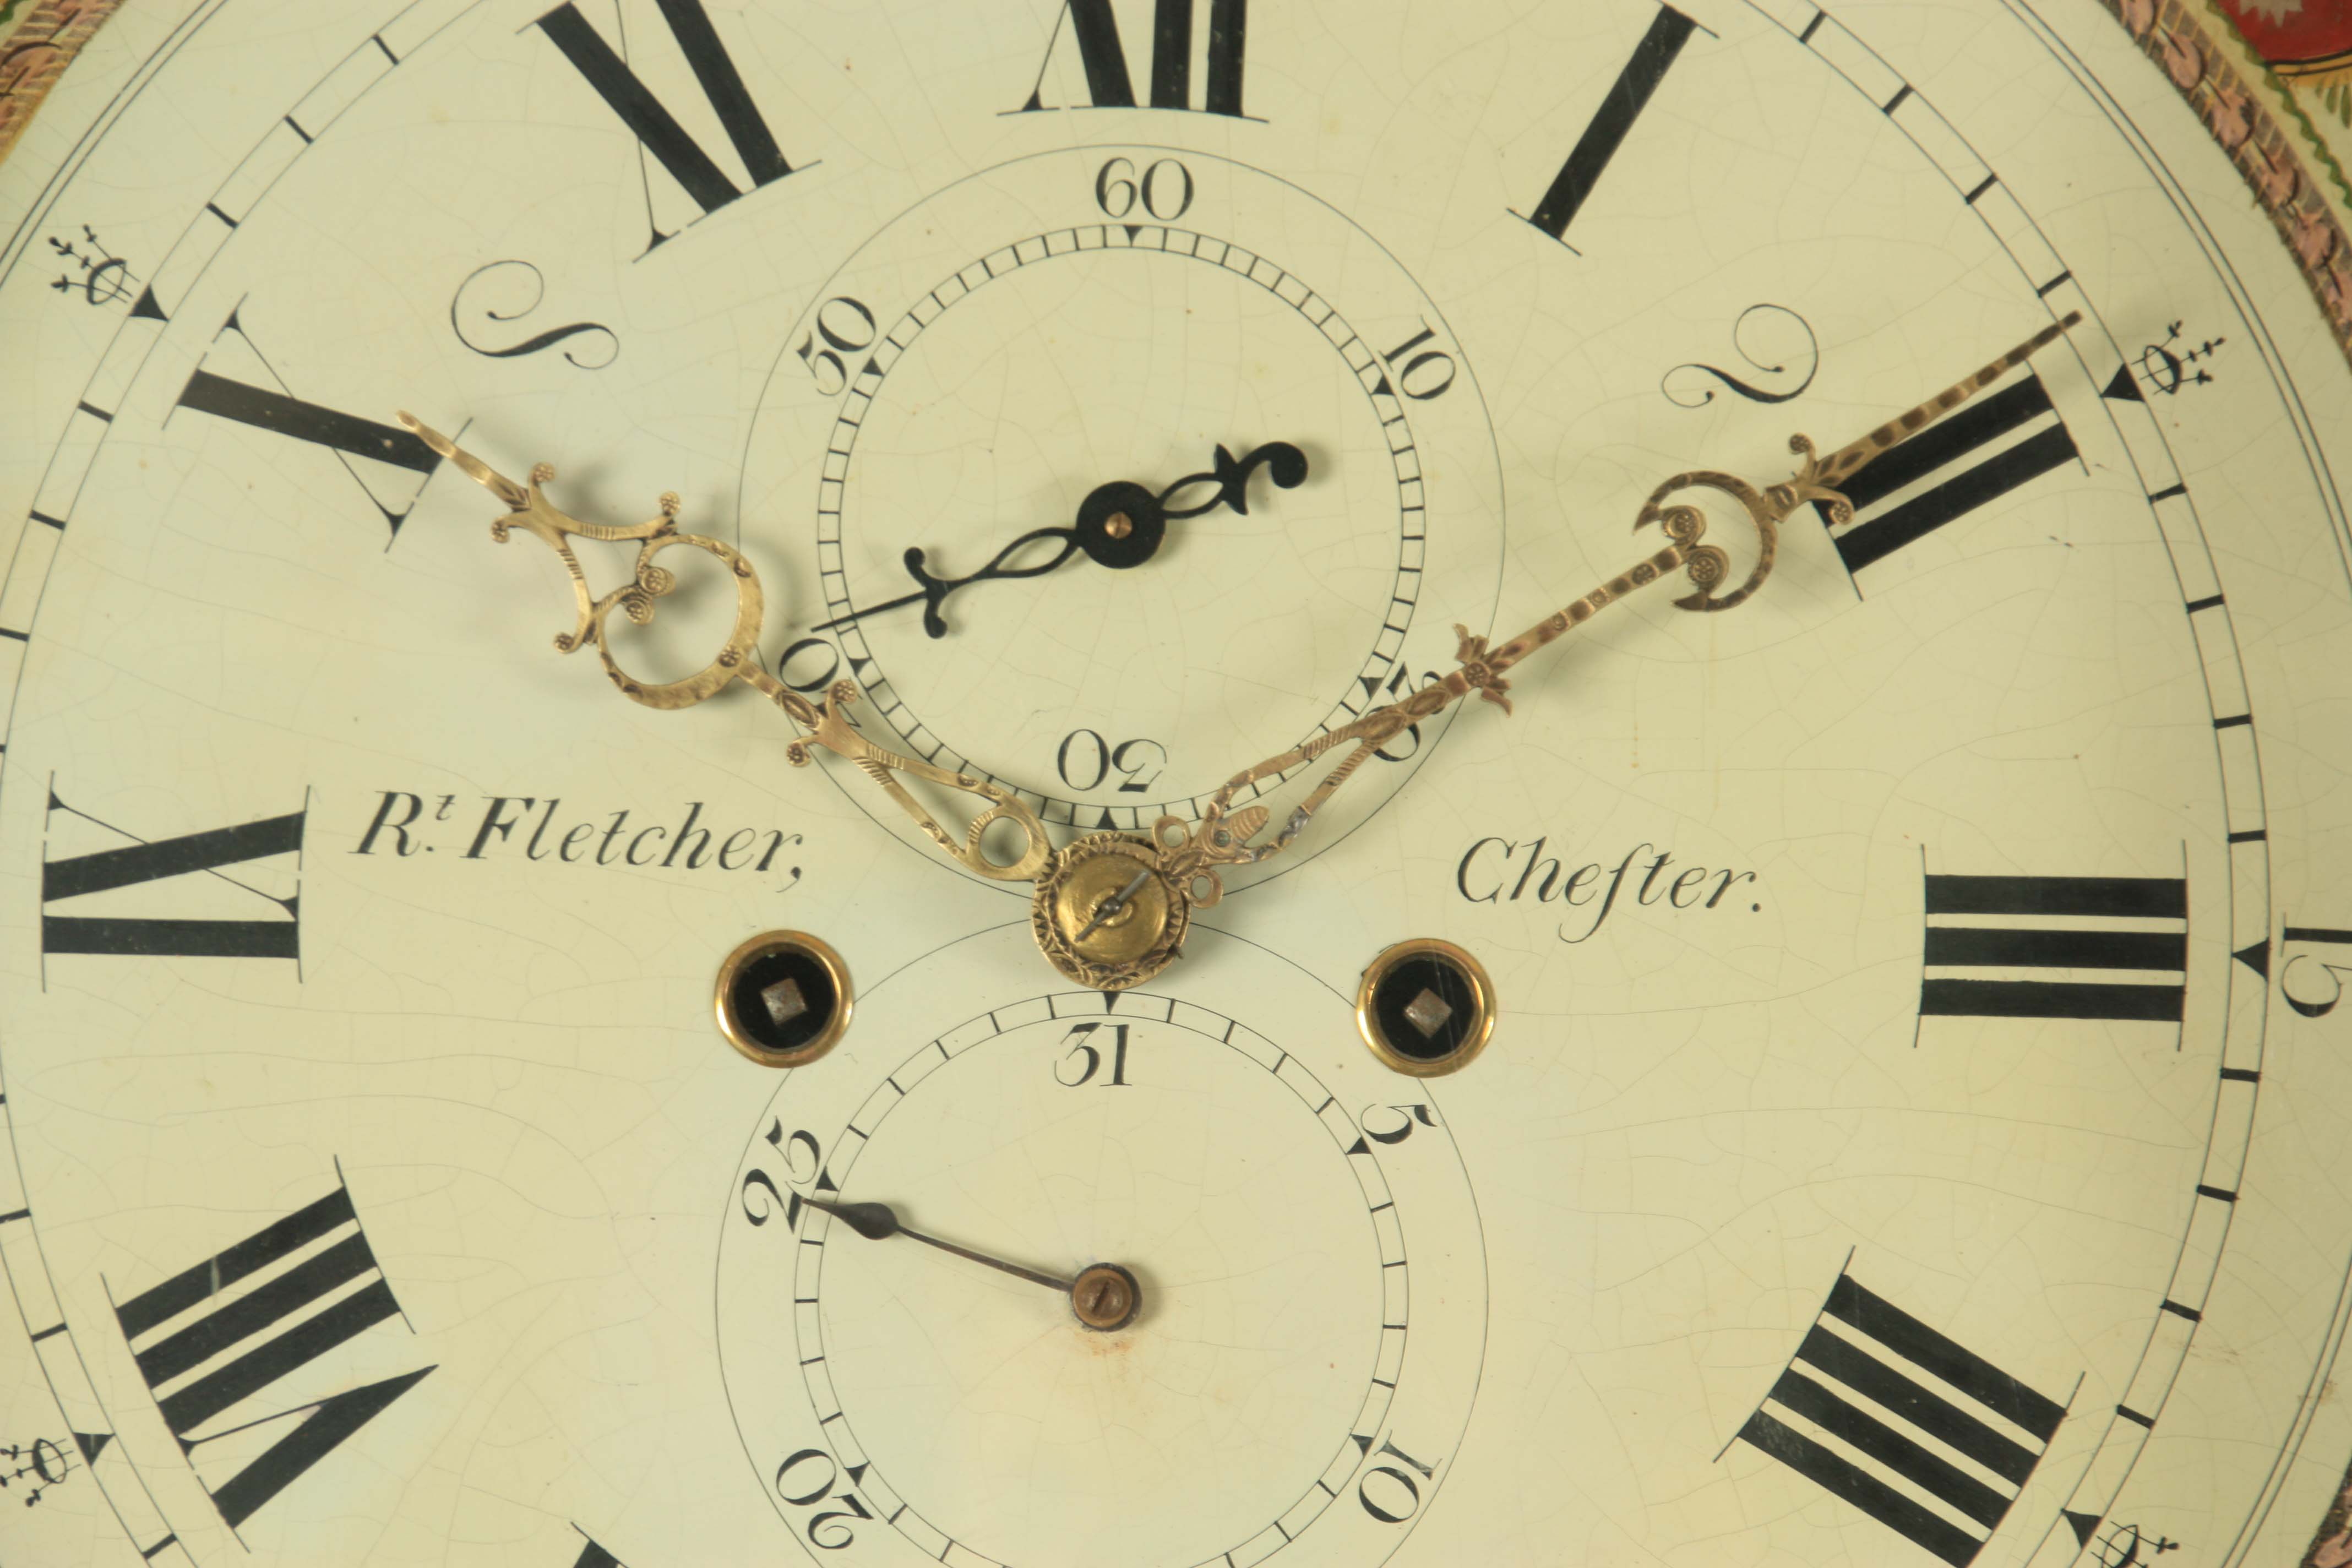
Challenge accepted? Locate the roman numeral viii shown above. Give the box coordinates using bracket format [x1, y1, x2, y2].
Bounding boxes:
[1820, 371, 2079, 584]
[1735, 1270, 2068, 1566]
[42, 787, 304, 962]
[1921, 872, 2187, 1023]
[113, 1184, 431, 1529]
[536, 0, 801, 251]
[1514, 4, 1702, 252]
[1019, 0, 1250, 117]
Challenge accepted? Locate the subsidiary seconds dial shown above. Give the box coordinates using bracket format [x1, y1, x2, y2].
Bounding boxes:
[743, 148, 1505, 851]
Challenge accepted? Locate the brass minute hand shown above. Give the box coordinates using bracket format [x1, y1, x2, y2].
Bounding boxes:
[1148, 314, 2084, 908]
[397, 414, 1053, 883]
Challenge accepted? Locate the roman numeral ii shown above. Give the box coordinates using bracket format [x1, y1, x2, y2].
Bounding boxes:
[1514, 5, 1701, 251]
[113, 1184, 431, 1529]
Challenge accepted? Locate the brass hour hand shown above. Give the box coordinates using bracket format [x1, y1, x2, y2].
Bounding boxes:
[1032, 313, 2090, 990]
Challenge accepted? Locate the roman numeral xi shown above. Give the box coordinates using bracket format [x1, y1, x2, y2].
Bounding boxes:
[42, 787, 304, 963]
[113, 1183, 431, 1529]
[1735, 1269, 2069, 1566]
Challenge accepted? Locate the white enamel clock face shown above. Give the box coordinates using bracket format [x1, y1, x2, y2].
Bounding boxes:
[1, 3, 2350, 1567]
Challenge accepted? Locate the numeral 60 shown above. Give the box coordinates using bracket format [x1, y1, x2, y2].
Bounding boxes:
[1095, 155, 1194, 221]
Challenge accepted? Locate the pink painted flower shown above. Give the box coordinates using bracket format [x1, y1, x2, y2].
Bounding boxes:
[2163, 29, 2207, 89]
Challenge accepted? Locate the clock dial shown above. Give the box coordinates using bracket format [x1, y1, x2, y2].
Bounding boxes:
[0, 2, 2349, 1567]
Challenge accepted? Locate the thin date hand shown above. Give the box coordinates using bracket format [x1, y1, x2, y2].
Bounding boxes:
[816, 439, 1309, 639]
[803, 1195, 1141, 1330]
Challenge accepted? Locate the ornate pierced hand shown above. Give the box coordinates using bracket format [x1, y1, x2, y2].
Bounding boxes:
[1041, 315, 2085, 972]
[396, 413, 1054, 883]
[405, 312, 2077, 993]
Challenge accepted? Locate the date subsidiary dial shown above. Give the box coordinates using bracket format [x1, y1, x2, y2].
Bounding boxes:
[715, 925, 1485, 1568]
[744, 148, 1506, 856]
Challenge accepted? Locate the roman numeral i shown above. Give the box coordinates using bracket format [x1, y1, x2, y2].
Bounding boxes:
[1513, 4, 1703, 252]
[113, 1183, 431, 1529]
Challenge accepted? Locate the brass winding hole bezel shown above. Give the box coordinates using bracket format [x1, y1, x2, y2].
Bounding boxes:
[1355, 938, 1496, 1078]
[714, 931, 854, 1069]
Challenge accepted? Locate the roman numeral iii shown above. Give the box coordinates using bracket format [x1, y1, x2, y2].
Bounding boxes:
[42, 787, 304, 962]
[1735, 1270, 2068, 1566]
[1921, 872, 2187, 1023]
[112, 1184, 431, 1529]
[1018, 0, 1250, 117]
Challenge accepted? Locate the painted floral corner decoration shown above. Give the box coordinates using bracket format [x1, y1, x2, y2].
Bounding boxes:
[2099, 0, 2352, 365]
[2220, 0, 2352, 127]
